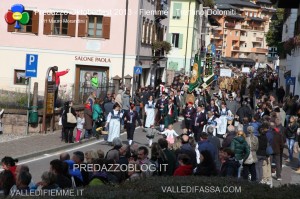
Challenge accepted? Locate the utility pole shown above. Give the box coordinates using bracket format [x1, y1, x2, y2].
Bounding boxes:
[122, 0, 129, 84]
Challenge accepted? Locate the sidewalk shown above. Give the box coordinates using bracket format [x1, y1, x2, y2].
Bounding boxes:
[0, 131, 96, 161]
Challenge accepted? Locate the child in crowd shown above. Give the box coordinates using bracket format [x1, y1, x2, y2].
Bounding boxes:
[160, 124, 179, 145]
[75, 112, 85, 142]
[144, 125, 160, 147]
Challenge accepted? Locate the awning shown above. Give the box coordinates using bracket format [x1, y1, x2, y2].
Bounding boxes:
[221, 57, 255, 66]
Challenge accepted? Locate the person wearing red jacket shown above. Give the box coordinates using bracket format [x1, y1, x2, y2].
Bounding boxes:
[53, 67, 70, 107]
[173, 154, 193, 176]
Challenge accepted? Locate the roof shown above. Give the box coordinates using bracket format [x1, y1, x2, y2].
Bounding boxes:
[248, 17, 265, 22]
[208, 15, 221, 26]
[221, 57, 255, 65]
[226, 15, 245, 20]
[261, 8, 276, 13]
[256, 0, 272, 4]
[216, 4, 240, 10]
[215, 0, 260, 8]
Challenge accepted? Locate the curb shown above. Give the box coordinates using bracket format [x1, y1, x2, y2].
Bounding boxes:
[15, 137, 97, 162]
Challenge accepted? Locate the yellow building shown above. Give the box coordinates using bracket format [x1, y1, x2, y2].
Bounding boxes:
[167, 0, 204, 73]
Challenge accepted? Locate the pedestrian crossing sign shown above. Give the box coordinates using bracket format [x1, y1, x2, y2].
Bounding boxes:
[134, 66, 142, 75]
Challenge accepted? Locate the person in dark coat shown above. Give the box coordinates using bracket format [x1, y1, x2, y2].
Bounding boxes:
[62, 101, 76, 143]
[84, 102, 93, 139]
[49, 159, 72, 189]
[276, 86, 285, 104]
[157, 138, 177, 176]
[206, 99, 220, 117]
[220, 148, 240, 177]
[198, 133, 217, 164]
[236, 101, 253, 123]
[175, 135, 197, 168]
[155, 93, 168, 131]
[191, 105, 207, 142]
[270, 122, 284, 180]
[222, 125, 236, 148]
[256, 124, 268, 183]
[194, 150, 218, 176]
[183, 102, 196, 131]
[124, 104, 142, 145]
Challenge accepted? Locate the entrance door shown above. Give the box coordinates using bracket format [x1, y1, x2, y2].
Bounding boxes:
[75, 65, 112, 104]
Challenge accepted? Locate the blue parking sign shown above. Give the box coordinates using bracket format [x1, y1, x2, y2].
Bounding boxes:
[25, 54, 38, 77]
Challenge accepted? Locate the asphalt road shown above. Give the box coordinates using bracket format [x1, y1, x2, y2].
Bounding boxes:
[15, 120, 300, 187]
[19, 126, 162, 183]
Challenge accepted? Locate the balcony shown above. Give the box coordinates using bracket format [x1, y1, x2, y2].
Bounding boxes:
[225, 22, 235, 29]
[232, 46, 240, 51]
[251, 48, 268, 53]
[155, 0, 168, 20]
[254, 27, 264, 31]
[216, 45, 222, 49]
[256, 37, 263, 42]
[241, 25, 251, 29]
[235, 24, 242, 29]
[212, 34, 223, 39]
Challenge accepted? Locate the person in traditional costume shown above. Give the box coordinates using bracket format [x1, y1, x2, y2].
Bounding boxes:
[183, 102, 196, 134]
[124, 104, 142, 145]
[163, 99, 178, 129]
[105, 103, 124, 144]
[155, 93, 168, 131]
[218, 102, 233, 139]
[145, 95, 156, 128]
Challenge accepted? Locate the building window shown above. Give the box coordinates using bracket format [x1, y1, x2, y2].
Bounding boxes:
[7, 10, 39, 34]
[245, 11, 248, 16]
[250, 12, 253, 17]
[14, 70, 28, 85]
[172, 3, 182, 19]
[88, 15, 103, 37]
[172, 33, 183, 48]
[253, 33, 256, 37]
[53, 13, 69, 35]
[254, 13, 257, 17]
[244, 43, 247, 47]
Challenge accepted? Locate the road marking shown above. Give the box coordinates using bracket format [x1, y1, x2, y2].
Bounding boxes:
[17, 132, 127, 165]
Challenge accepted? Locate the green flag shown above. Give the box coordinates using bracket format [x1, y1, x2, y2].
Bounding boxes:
[188, 53, 203, 92]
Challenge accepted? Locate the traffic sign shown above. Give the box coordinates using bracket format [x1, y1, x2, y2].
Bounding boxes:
[25, 54, 38, 77]
[134, 66, 142, 75]
[286, 77, 296, 86]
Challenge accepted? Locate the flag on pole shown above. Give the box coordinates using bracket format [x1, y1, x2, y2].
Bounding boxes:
[188, 53, 203, 92]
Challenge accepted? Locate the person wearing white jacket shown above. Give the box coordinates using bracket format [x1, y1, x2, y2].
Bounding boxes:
[160, 124, 179, 144]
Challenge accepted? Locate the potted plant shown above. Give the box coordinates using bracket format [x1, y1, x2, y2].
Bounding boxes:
[152, 41, 172, 57]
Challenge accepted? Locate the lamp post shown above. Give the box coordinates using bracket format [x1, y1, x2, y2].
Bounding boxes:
[122, 0, 129, 83]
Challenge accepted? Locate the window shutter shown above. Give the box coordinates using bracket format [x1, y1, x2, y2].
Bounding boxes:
[43, 14, 52, 35]
[78, 15, 87, 37]
[32, 11, 39, 34]
[166, 33, 172, 43]
[102, 16, 111, 39]
[178, 34, 183, 49]
[67, 14, 76, 37]
[7, 23, 15, 32]
[177, 3, 182, 19]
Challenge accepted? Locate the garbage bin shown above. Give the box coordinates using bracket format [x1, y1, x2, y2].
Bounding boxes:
[29, 106, 38, 124]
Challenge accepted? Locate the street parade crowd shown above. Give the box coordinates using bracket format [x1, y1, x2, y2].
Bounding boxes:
[1, 68, 300, 196]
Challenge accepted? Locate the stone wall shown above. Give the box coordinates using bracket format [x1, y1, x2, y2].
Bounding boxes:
[1, 105, 84, 135]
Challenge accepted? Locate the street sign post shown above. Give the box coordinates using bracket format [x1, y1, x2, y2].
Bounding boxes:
[134, 66, 142, 75]
[286, 76, 296, 96]
[25, 54, 38, 135]
[25, 54, 38, 78]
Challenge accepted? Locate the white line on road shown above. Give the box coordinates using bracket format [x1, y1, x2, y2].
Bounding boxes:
[17, 132, 128, 165]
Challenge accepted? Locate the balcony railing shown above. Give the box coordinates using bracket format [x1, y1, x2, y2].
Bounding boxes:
[252, 48, 268, 53]
[225, 22, 235, 28]
[232, 46, 239, 50]
[256, 37, 263, 42]
[253, 27, 265, 31]
[241, 25, 251, 29]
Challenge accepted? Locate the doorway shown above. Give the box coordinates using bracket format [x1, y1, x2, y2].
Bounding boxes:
[74, 65, 113, 104]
